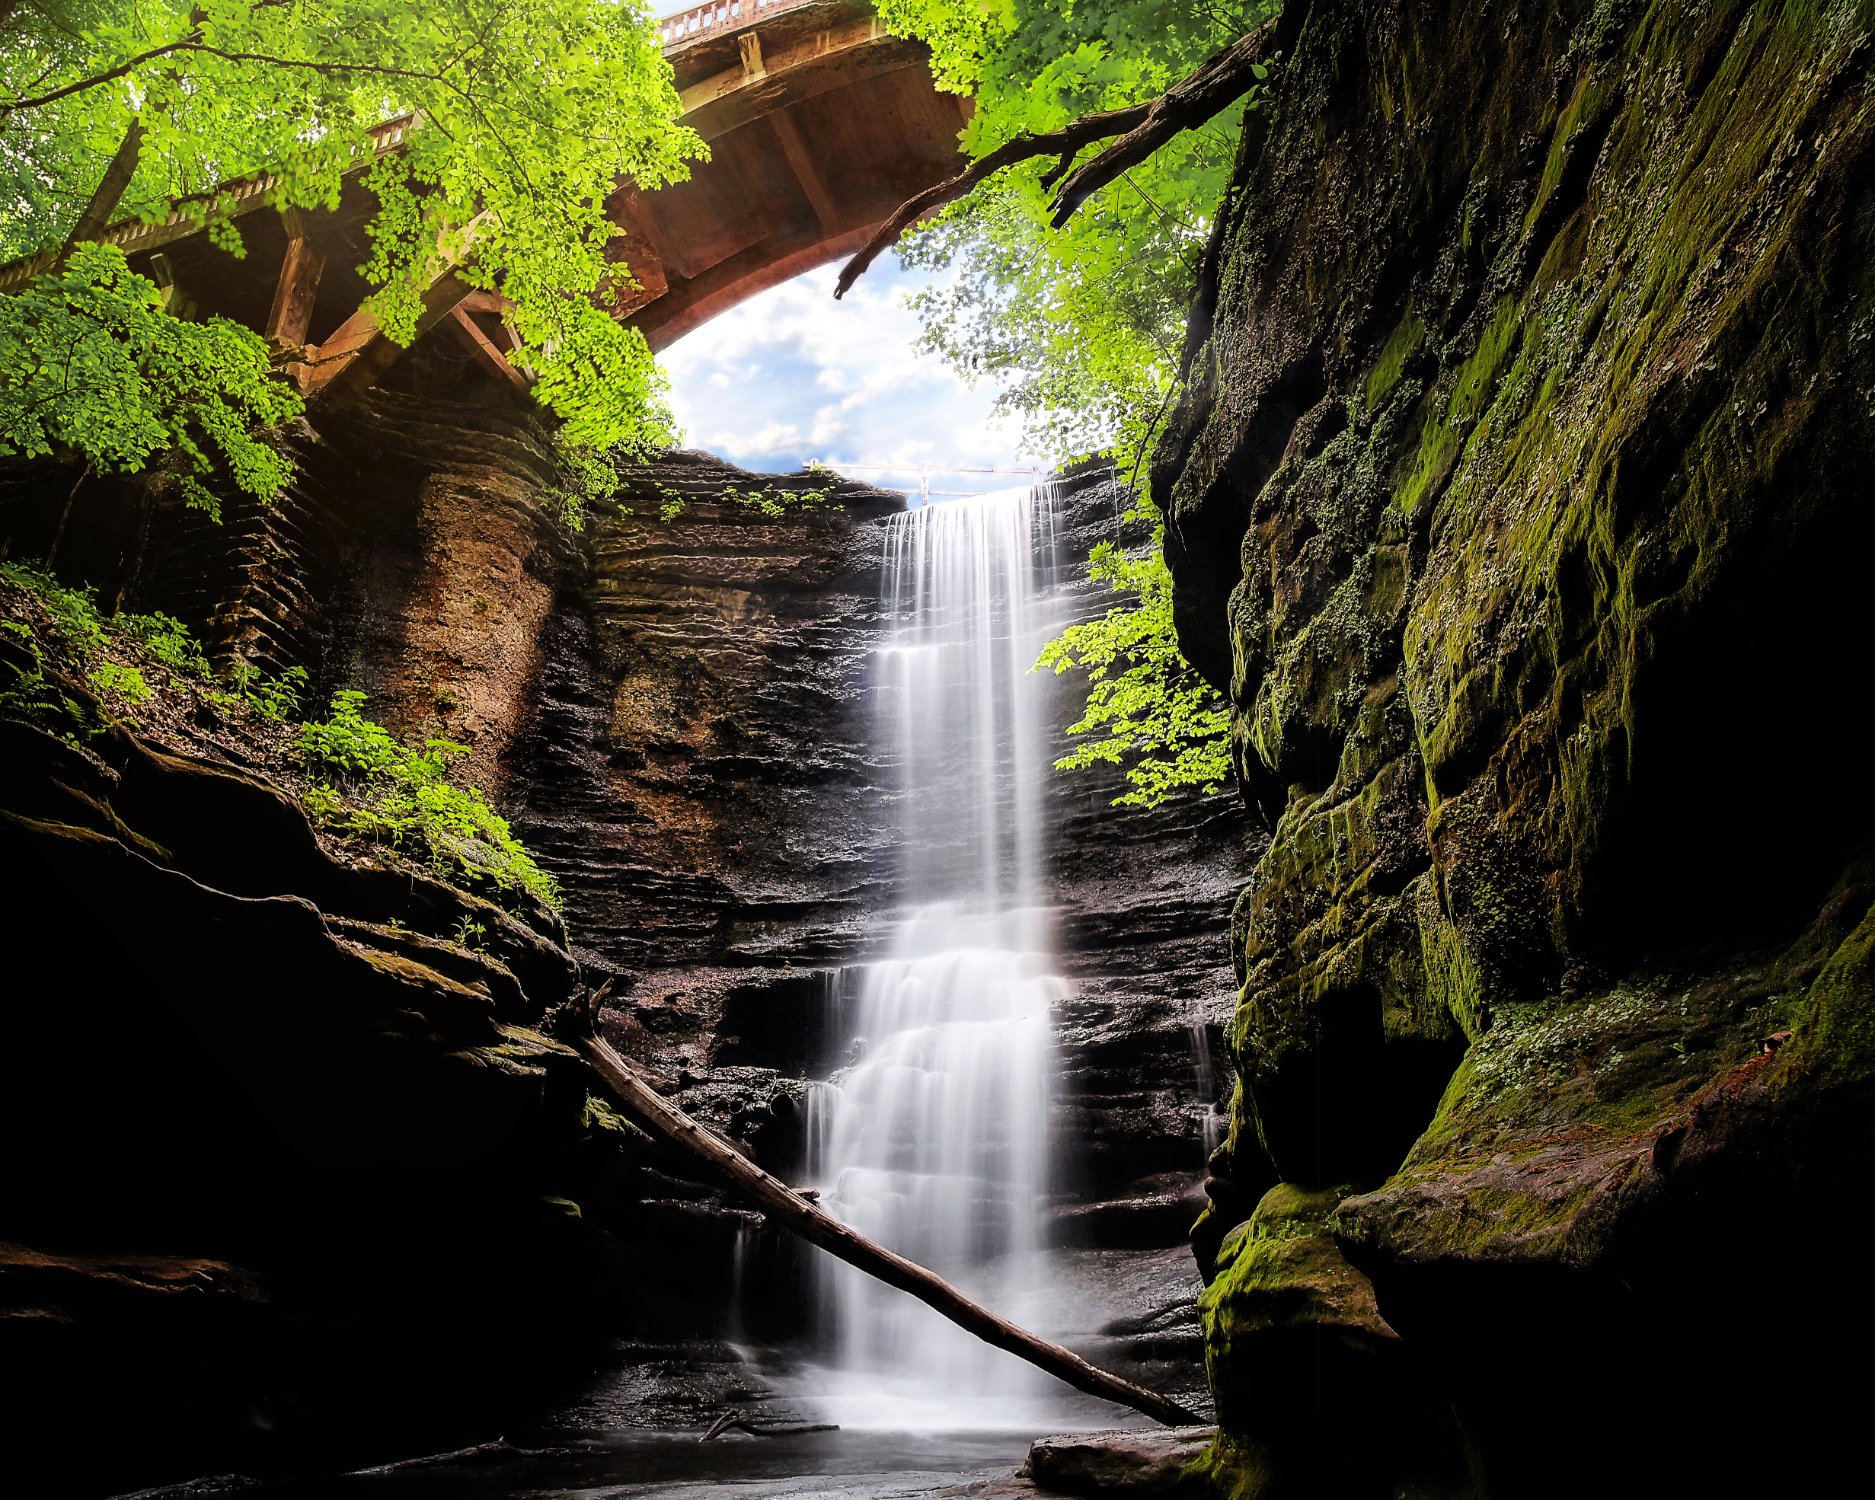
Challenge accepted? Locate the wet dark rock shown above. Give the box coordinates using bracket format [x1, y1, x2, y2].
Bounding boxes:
[1023, 1427, 1213, 1497]
[2, 406, 1256, 1490]
[0, 715, 624, 1495]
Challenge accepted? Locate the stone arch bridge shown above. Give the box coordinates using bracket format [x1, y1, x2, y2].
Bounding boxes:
[2, 0, 965, 405]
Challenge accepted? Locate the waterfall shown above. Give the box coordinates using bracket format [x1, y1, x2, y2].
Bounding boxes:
[802, 485, 1068, 1429]
[1190, 1022, 1225, 1161]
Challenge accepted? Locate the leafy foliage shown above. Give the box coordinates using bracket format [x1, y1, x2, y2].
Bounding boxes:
[1035, 506, 1231, 809]
[878, 0, 1279, 465]
[0, 0, 700, 488]
[655, 482, 836, 521]
[721, 483, 835, 518]
[0, 561, 551, 909]
[0, 244, 299, 513]
[293, 689, 560, 908]
[0, 557, 300, 732]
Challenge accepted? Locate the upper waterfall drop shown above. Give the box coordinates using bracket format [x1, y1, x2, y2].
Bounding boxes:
[803, 483, 1071, 1429]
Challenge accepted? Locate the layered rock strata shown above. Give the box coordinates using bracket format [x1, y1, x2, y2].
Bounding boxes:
[1157, 1, 1875, 1494]
[3, 395, 1257, 1484]
[503, 461, 1260, 1398]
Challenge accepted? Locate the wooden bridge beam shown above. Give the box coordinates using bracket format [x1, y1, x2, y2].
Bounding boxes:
[264, 212, 327, 350]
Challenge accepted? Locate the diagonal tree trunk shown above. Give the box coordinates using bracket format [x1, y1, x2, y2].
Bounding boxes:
[577, 1027, 1203, 1428]
[59, 115, 145, 263]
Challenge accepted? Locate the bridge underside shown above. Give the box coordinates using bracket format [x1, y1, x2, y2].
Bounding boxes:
[45, 0, 965, 408]
[619, 4, 969, 351]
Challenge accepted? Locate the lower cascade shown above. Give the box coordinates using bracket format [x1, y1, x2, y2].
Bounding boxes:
[802, 485, 1070, 1428]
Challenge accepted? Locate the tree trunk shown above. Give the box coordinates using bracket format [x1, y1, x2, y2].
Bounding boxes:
[577, 1030, 1203, 1429]
[42, 464, 89, 571]
[60, 116, 145, 263]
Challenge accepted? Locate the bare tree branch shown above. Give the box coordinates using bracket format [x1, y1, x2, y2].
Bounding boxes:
[832, 101, 1153, 299]
[834, 20, 1277, 299]
[577, 1024, 1203, 1427]
[1050, 22, 1275, 225]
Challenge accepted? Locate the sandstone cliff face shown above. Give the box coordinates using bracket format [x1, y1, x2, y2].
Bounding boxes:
[1156, 2, 1875, 1493]
[3, 381, 1256, 1484]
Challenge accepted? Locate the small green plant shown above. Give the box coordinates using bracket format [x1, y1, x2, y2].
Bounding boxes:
[211, 658, 308, 721]
[1034, 500, 1232, 809]
[0, 561, 232, 730]
[550, 436, 630, 533]
[292, 690, 560, 908]
[720, 484, 835, 519]
[652, 480, 836, 524]
[451, 915, 489, 952]
[120, 612, 211, 678]
[0, 617, 93, 738]
[2, 561, 108, 657]
[89, 658, 152, 707]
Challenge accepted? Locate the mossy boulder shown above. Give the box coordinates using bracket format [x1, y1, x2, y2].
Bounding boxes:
[1193, 1185, 1472, 1499]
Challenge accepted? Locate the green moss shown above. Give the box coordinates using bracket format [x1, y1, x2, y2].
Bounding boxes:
[1393, 297, 1522, 519]
[1782, 896, 1875, 1094]
[1183, 1432, 1279, 1500]
[1522, 74, 1613, 239]
[1365, 308, 1425, 410]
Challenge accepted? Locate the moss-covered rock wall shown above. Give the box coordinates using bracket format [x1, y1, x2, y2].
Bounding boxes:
[1156, 1, 1875, 1493]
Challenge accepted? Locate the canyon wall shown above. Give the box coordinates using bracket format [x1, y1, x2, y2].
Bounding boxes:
[1155, 1, 1875, 1494]
[1, 392, 1254, 1491]
[501, 458, 1260, 1405]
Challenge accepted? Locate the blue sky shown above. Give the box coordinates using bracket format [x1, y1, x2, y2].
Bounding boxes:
[660, 258, 1035, 500]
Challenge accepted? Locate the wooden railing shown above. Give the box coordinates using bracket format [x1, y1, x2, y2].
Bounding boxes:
[0, 4, 841, 289]
[658, 0, 819, 48]
[0, 115, 419, 295]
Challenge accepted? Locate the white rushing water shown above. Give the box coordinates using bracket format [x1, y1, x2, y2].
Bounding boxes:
[801, 486, 1069, 1429]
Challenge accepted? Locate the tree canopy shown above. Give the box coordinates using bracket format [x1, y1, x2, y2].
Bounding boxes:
[872, 0, 1277, 462]
[0, 0, 699, 504]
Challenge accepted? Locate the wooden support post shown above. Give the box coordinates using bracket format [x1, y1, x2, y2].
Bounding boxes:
[770, 110, 840, 233]
[447, 304, 530, 392]
[576, 1027, 1203, 1429]
[738, 31, 766, 80]
[299, 272, 476, 399]
[298, 212, 490, 400]
[266, 217, 327, 348]
[147, 254, 192, 319]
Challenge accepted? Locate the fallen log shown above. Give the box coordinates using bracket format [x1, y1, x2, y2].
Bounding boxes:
[575, 1028, 1202, 1428]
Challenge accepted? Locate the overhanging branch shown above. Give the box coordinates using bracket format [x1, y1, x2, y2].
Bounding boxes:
[832, 101, 1153, 299]
[834, 20, 1276, 299]
[1049, 22, 1276, 225]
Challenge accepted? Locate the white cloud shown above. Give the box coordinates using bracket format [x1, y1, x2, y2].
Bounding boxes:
[661, 260, 1030, 496]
